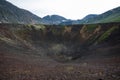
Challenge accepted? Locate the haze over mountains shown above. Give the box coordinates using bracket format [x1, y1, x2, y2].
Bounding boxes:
[0, 0, 120, 25]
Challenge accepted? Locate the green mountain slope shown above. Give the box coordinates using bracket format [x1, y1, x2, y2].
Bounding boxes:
[60, 7, 120, 25]
[82, 7, 120, 24]
[97, 12, 120, 23]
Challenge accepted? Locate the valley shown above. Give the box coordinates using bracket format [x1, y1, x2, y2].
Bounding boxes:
[0, 23, 120, 80]
[0, 0, 120, 80]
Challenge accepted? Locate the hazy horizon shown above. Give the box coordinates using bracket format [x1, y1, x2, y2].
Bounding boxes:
[8, 0, 120, 20]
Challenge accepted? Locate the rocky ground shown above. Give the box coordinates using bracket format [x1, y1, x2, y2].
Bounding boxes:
[0, 50, 120, 80]
[0, 23, 120, 80]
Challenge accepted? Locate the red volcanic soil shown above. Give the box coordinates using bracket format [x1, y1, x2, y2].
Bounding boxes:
[0, 51, 120, 80]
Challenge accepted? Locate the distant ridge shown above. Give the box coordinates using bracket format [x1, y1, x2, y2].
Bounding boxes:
[61, 7, 120, 25]
[41, 15, 67, 25]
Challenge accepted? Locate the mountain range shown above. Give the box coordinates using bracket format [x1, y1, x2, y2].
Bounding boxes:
[61, 7, 120, 25]
[0, 0, 120, 25]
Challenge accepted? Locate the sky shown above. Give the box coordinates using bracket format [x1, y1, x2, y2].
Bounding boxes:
[7, 0, 120, 20]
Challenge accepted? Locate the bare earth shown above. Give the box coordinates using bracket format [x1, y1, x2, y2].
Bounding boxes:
[0, 51, 120, 80]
